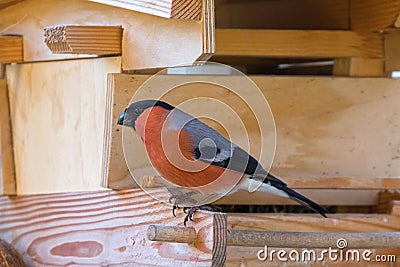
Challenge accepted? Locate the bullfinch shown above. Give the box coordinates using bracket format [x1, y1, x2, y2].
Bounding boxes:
[118, 100, 327, 223]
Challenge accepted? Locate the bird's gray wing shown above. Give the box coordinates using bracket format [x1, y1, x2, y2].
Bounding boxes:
[180, 115, 286, 186]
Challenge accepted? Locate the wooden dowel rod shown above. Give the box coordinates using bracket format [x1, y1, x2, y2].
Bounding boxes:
[147, 225, 400, 248]
[147, 224, 196, 244]
[229, 230, 400, 248]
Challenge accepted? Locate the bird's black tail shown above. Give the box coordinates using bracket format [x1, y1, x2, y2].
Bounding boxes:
[269, 177, 328, 218]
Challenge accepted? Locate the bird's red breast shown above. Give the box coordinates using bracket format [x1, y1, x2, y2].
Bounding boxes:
[135, 107, 244, 192]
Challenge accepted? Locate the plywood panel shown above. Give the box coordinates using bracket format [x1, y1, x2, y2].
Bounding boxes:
[0, 0, 205, 70]
[6, 57, 121, 194]
[103, 74, 400, 194]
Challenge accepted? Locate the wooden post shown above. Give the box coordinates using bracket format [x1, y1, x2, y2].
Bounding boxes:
[0, 80, 16, 195]
[147, 225, 197, 244]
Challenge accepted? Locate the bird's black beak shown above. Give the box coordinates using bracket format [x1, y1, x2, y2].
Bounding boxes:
[117, 109, 126, 125]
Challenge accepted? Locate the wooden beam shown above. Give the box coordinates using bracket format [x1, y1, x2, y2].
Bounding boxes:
[0, 189, 399, 266]
[0, 0, 211, 70]
[104, 74, 400, 195]
[0, 80, 15, 195]
[44, 25, 122, 55]
[0, 35, 23, 63]
[6, 57, 121, 194]
[351, 0, 400, 30]
[89, 0, 202, 19]
[215, 29, 383, 58]
[333, 58, 385, 77]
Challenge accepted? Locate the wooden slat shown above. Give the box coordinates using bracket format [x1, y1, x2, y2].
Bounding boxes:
[6, 57, 121, 195]
[90, 0, 202, 19]
[44, 25, 123, 55]
[196, 0, 215, 61]
[0, 189, 399, 266]
[0, 35, 23, 63]
[351, 0, 400, 30]
[215, 29, 383, 58]
[0, 79, 16, 195]
[103, 74, 400, 194]
[215, 0, 350, 30]
[0, 0, 209, 70]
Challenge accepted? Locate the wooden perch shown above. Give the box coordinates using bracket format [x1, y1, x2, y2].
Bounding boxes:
[90, 0, 202, 19]
[0, 35, 23, 63]
[148, 224, 400, 248]
[44, 25, 123, 55]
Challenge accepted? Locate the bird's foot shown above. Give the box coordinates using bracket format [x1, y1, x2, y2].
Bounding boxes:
[168, 191, 197, 217]
[183, 205, 213, 226]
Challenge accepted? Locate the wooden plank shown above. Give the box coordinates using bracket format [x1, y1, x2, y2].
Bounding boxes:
[0, 188, 218, 266]
[333, 58, 385, 77]
[6, 57, 121, 194]
[0, 0, 209, 70]
[215, 29, 383, 59]
[44, 25, 123, 55]
[351, 0, 400, 30]
[0, 189, 399, 266]
[90, 0, 202, 19]
[0, 35, 23, 63]
[0, 80, 16, 195]
[104, 74, 400, 195]
[215, 0, 350, 30]
[384, 29, 400, 72]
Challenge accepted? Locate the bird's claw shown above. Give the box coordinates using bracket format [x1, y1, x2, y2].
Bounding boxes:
[168, 191, 197, 218]
[183, 206, 213, 226]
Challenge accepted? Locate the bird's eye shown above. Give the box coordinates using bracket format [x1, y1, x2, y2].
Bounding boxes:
[134, 107, 142, 115]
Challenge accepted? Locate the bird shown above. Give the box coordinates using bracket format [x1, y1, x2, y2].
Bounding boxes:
[118, 99, 327, 224]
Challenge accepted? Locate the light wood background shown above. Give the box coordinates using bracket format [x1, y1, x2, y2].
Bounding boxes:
[104, 74, 400, 195]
